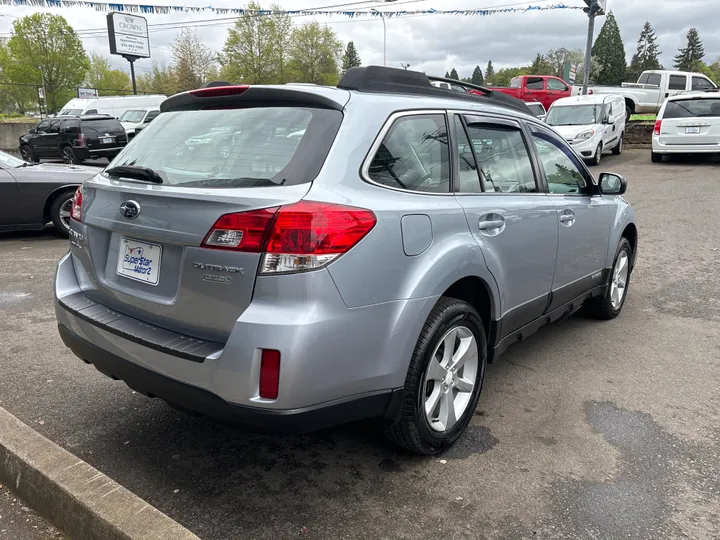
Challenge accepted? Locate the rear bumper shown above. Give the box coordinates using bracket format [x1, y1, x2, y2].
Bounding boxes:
[58, 323, 402, 434]
[652, 137, 720, 154]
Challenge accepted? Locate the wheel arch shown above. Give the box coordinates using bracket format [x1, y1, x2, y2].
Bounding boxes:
[43, 184, 80, 224]
[624, 97, 637, 115]
[621, 222, 638, 267]
[440, 276, 496, 360]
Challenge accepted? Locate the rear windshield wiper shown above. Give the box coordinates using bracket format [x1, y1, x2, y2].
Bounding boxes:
[105, 165, 163, 184]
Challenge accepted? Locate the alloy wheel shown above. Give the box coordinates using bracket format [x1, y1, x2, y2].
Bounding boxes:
[422, 326, 479, 432]
[62, 148, 73, 164]
[610, 251, 629, 310]
[59, 198, 73, 231]
[21, 146, 32, 162]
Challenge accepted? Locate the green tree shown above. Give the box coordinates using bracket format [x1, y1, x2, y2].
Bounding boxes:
[471, 65, 484, 86]
[485, 61, 495, 84]
[674, 28, 705, 72]
[85, 53, 131, 95]
[136, 62, 177, 95]
[493, 66, 526, 87]
[527, 53, 553, 75]
[627, 22, 662, 81]
[172, 28, 217, 92]
[5, 13, 89, 113]
[444, 71, 450, 78]
[220, 2, 292, 84]
[449, 68, 459, 80]
[591, 11, 627, 86]
[288, 21, 342, 85]
[545, 48, 585, 79]
[0, 38, 36, 113]
[709, 57, 720, 84]
[341, 41, 361, 73]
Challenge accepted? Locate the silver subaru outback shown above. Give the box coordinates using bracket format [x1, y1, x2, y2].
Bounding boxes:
[55, 67, 637, 455]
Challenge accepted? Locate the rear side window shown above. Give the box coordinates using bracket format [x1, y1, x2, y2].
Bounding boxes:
[63, 120, 81, 134]
[526, 77, 544, 90]
[669, 75, 687, 90]
[510, 77, 522, 88]
[110, 107, 342, 188]
[145, 110, 160, 122]
[527, 103, 545, 116]
[663, 98, 720, 118]
[82, 119, 123, 134]
[638, 73, 661, 86]
[367, 114, 450, 193]
[692, 77, 715, 91]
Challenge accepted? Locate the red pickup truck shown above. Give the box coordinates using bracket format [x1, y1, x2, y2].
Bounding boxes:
[489, 75, 580, 110]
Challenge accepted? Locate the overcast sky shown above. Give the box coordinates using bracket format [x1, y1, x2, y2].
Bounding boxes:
[1, 0, 718, 80]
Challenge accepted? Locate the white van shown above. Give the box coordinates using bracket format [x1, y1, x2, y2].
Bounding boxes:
[545, 94, 627, 165]
[118, 107, 161, 136]
[57, 95, 166, 120]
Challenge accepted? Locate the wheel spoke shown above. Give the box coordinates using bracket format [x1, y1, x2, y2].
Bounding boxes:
[455, 377, 474, 393]
[441, 329, 457, 367]
[59, 210, 71, 218]
[616, 254, 627, 274]
[425, 386, 442, 416]
[426, 358, 446, 382]
[617, 276, 626, 288]
[451, 336, 476, 370]
[438, 392, 457, 431]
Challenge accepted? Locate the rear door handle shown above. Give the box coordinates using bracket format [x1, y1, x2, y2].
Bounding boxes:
[560, 210, 576, 227]
[478, 220, 505, 231]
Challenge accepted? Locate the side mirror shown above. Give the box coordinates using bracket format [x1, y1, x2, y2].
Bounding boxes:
[599, 172, 627, 195]
[28, 128, 37, 134]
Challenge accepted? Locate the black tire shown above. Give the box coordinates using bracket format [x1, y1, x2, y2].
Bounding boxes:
[651, 151, 662, 163]
[49, 190, 75, 237]
[612, 133, 624, 155]
[585, 238, 633, 320]
[20, 144, 36, 163]
[61, 146, 80, 165]
[626, 106, 633, 121]
[383, 297, 488, 455]
[588, 143, 603, 166]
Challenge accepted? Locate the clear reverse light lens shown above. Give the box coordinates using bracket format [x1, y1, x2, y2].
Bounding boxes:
[261, 253, 338, 274]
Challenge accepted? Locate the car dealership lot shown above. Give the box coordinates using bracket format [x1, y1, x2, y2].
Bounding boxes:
[0, 150, 719, 539]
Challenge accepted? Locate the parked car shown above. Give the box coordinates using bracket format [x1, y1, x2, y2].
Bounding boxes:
[0, 150, 97, 235]
[545, 94, 626, 165]
[489, 75, 581, 110]
[19, 115, 127, 164]
[119, 108, 161, 138]
[55, 66, 638, 454]
[652, 91, 720, 162]
[591, 70, 717, 119]
[526, 101, 547, 121]
[57, 95, 166, 119]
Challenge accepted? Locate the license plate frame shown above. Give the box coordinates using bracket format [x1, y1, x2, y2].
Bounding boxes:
[100, 136, 114, 144]
[685, 126, 701, 134]
[116, 237, 162, 286]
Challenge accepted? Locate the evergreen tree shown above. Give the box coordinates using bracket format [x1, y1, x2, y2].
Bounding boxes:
[449, 68, 459, 80]
[528, 53, 553, 75]
[628, 22, 662, 80]
[341, 41, 361, 73]
[444, 71, 450, 78]
[674, 28, 705, 72]
[471, 65, 484, 86]
[485, 60, 495, 84]
[591, 11, 627, 86]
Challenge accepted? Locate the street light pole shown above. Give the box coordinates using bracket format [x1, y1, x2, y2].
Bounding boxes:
[372, 9, 387, 66]
[582, 0, 605, 95]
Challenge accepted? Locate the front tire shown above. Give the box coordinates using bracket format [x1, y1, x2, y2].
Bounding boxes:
[384, 298, 487, 455]
[49, 190, 75, 236]
[589, 143, 603, 166]
[20, 144, 36, 163]
[612, 133, 624, 155]
[585, 238, 633, 320]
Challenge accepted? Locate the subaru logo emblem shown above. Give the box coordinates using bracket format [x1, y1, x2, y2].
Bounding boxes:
[120, 200, 140, 220]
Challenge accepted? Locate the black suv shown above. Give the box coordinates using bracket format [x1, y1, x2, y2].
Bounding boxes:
[19, 115, 127, 164]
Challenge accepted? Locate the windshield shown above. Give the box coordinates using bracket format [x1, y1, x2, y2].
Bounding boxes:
[119, 110, 147, 123]
[664, 98, 720, 118]
[108, 107, 343, 188]
[0, 150, 25, 168]
[546, 105, 602, 126]
[59, 108, 84, 116]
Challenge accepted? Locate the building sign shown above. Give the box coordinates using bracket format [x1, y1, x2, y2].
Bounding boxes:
[77, 87, 99, 99]
[107, 12, 150, 58]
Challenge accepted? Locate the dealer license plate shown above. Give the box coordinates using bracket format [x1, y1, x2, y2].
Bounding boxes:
[685, 127, 701, 134]
[101, 137, 114, 144]
[116, 238, 162, 286]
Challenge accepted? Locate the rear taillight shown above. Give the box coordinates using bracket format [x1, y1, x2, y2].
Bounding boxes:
[259, 349, 281, 399]
[653, 120, 662, 136]
[76, 132, 86, 146]
[201, 201, 377, 274]
[71, 187, 82, 222]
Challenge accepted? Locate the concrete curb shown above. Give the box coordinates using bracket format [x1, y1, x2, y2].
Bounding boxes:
[0, 406, 200, 540]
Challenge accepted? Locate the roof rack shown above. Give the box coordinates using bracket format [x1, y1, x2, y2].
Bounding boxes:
[337, 66, 531, 115]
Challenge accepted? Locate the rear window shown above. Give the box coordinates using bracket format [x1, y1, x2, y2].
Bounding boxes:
[108, 107, 342, 188]
[663, 98, 720, 118]
[82, 119, 123, 134]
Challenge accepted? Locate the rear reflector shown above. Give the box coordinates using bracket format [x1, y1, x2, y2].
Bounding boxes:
[189, 85, 250, 98]
[259, 349, 281, 399]
[71, 187, 82, 222]
[653, 119, 662, 136]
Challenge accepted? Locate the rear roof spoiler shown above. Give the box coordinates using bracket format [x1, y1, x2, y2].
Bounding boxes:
[338, 66, 532, 115]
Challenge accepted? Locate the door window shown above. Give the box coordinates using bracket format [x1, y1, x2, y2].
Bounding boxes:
[367, 114, 450, 193]
[526, 77, 544, 90]
[46, 120, 62, 134]
[531, 130, 593, 195]
[454, 117, 482, 193]
[36, 120, 51, 133]
[462, 117, 538, 193]
[145, 110, 160, 122]
[692, 77, 715, 91]
[547, 78, 568, 91]
[668, 75, 687, 91]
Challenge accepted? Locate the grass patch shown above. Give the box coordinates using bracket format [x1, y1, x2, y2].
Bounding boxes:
[630, 114, 656, 122]
[0, 114, 38, 123]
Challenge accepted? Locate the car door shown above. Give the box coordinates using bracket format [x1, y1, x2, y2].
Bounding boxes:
[452, 113, 559, 337]
[41, 119, 63, 158]
[528, 124, 612, 310]
[523, 77, 546, 108]
[546, 78, 570, 108]
[667, 74, 688, 99]
[0, 166, 18, 228]
[601, 99, 619, 149]
[30, 120, 52, 157]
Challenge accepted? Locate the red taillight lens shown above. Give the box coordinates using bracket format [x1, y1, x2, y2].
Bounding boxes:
[201, 207, 278, 251]
[653, 120, 662, 136]
[259, 349, 280, 400]
[201, 201, 376, 273]
[71, 187, 82, 222]
[189, 85, 250, 98]
[76, 132, 86, 146]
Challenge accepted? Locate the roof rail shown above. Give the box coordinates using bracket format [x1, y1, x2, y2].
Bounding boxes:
[337, 66, 531, 115]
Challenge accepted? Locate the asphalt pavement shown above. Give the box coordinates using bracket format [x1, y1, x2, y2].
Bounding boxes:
[0, 484, 64, 540]
[0, 149, 719, 539]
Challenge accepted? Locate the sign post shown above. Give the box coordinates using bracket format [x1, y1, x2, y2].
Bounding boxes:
[582, 0, 606, 95]
[106, 12, 151, 95]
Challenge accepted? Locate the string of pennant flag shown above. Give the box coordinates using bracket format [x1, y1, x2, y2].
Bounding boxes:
[0, 0, 583, 17]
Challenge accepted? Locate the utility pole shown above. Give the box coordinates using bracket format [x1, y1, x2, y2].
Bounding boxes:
[39, 70, 49, 118]
[582, 0, 606, 95]
[372, 9, 387, 66]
